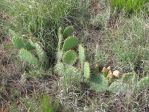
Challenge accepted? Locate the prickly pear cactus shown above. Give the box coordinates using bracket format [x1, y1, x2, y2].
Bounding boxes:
[63, 50, 77, 65]
[19, 49, 39, 65]
[136, 76, 149, 91]
[55, 62, 65, 76]
[90, 75, 109, 92]
[12, 36, 34, 50]
[34, 43, 49, 67]
[83, 62, 90, 79]
[62, 36, 79, 51]
[12, 36, 26, 49]
[63, 26, 74, 38]
[63, 65, 81, 85]
[109, 80, 129, 95]
[78, 44, 85, 68]
[23, 39, 35, 50]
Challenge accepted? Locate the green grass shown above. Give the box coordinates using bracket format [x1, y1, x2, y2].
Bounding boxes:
[111, 15, 149, 66]
[2, 0, 77, 33]
[10, 95, 61, 112]
[111, 0, 148, 15]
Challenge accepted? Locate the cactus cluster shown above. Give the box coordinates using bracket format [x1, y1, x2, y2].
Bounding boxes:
[55, 26, 149, 92]
[55, 26, 85, 86]
[108, 72, 149, 94]
[55, 26, 91, 81]
[11, 31, 49, 69]
[55, 26, 111, 92]
[57, 26, 78, 65]
[12, 26, 149, 93]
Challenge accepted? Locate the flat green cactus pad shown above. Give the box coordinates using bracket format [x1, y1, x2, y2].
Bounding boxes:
[19, 49, 39, 65]
[63, 26, 74, 38]
[84, 62, 90, 79]
[62, 36, 79, 51]
[63, 50, 77, 65]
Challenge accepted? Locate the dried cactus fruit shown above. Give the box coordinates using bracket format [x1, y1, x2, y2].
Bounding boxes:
[107, 66, 111, 71]
[113, 70, 120, 77]
[107, 70, 113, 79]
[102, 67, 108, 73]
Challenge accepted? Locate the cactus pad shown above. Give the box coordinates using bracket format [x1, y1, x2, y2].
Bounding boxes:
[84, 62, 90, 79]
[63, 26, 74, 38]
[63, 50, 77, 65]
[62, 36, 79, 51]
[19, 49, 39, 65]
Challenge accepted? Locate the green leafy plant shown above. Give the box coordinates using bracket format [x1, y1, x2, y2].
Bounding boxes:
[63, 65, 81, 87]
[55, 62, 65, 76]
[109, 80, 129, 94]
[12, 36, 26, 49]
[55, 26, 80, 86]
[55, 26, 80, 87]
[108, 72, 136, 94]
